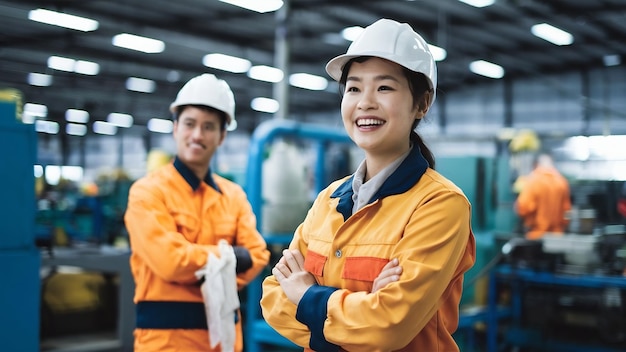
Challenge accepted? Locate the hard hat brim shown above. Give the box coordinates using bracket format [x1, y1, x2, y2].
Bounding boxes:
[325, 51, 435, 91]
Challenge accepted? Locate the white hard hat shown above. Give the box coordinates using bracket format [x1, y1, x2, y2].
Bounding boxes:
[169, 73, 237, 131]
[325, 18, 437, 99]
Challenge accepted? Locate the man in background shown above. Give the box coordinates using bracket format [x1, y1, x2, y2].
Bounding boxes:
[124, 74, 270, 351]
[515, 153, 572, 239]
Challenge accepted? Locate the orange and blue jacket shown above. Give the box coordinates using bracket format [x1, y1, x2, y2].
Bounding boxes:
[261, 147, 476, 352]
[516, 166, 571, 239]
[125, 157, 270, 352]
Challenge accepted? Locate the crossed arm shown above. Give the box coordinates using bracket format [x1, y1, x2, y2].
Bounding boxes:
[272, 248, 402, 305]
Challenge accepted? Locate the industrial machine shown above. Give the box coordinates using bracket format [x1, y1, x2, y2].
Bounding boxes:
[491, 225, 626, 351]
[0, 92, 40, 352]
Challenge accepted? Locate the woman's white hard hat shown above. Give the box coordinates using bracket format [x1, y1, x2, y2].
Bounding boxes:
[325, 18, 437, 99]
[169, 73, 237, 131]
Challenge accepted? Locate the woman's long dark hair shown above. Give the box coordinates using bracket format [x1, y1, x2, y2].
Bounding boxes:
[339, 56, 436, 169]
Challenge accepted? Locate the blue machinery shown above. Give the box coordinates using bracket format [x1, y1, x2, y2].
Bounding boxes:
[487, 265, 626, 352]
[244, 119, 353, 351]
[0, 100, 40, 352]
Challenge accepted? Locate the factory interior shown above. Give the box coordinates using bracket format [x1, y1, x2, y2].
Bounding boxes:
[1, 0, 626, 351]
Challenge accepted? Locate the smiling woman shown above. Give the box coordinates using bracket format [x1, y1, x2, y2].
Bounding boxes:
[260, 18, 476, 352]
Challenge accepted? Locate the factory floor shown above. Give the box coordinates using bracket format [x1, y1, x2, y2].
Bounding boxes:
[40, 331, 120, 352]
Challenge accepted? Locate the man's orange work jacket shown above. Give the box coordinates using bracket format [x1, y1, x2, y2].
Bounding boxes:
[125, 159, 269, 352]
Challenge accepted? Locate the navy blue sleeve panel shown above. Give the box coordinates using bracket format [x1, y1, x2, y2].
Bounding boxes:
[233, 246, 252, 274]
[296, 285, 340, 351]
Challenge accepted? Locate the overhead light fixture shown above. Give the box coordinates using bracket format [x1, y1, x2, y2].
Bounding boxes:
[107, 113, 134, 128]
[469, 60, 505, 79]
[22, 102, 48, 123]
[289, 73, 328, 91]
[47, 56, 99, 75]
[427, 44, 447, 61]
[35, 120, 59, 134]
[147, 118, 173, 133]
[247, 65, 284, 83]
[218, 0, 283, 13]
[27, 73, 52, 87]
[93, 121, 117, 135]
[603, 54, 621, 67]
[112, 33, 165, 53]
[47, 56, 75, 72]
[126, 77, 156, 93]
[66, 123, 87, 136]
[531, 23, 573, 46]
[74, 60, 100, 75]
[457, 0, 495, 8]
[65, 109, 89, 123]
[341, 26, 364, 41]
[251, 97, 279, 113]
[203, 53, 251, 73]
[28, 8, 99, 32]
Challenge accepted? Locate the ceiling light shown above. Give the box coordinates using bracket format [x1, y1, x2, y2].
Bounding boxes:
[147, 118, 173, 133]
[251, 97, 279, 113]
[341, 26, 364, 41]
[27, 73, 52, 87]
[47, 56, 75, 72]
[203, 53, 251, 73]
[24, 103, 47, 117]
[218, 0, 283, 13]
[428, 44, 447, 61]
[247, 65, 284, 83]
[74, 60, 100, 75]
[35, 120, 59, 134]
[22, 102, 47, 123]
[65, 109, 89, 123]
[126, 77, 156, 93]
[469, 60, 505, 79]
[66, 123, 87, 136]
[47, 56, 100, 75]
[112, 33, 165, 53]
[457, 0, 495, 8]
[107, 113, 134, 128]
[93, 121, 117, 135]
[531, 23, 573, 46]
[28, 8, 99, 32]
[289, 73, 328, 91]
[603, 54, 621, 67]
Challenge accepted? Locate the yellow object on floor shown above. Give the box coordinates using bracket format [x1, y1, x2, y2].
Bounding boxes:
[43, 272, 106, 313]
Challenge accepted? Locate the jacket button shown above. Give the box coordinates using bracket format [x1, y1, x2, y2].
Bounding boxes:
[335, 249, 342, 258]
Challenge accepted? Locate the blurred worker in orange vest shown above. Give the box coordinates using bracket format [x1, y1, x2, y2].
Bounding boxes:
[515, 153, 572, 240]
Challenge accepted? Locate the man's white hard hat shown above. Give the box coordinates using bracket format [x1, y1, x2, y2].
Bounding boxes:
[170, 73, 237, 131]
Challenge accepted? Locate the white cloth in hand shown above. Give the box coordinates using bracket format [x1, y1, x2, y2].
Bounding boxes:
[195, 240, 240, 351]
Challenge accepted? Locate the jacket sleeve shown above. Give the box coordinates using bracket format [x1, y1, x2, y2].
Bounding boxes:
[323, 191, 474, 351]
[231, 186, 270, 289]
[124, 179, 216, 284]
[260, 199, 321, 348]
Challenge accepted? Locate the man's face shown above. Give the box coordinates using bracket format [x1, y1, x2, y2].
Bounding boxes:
[173, 106, 226, 173]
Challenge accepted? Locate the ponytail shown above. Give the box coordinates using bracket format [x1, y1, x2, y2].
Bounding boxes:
[411, 130, 435, 169]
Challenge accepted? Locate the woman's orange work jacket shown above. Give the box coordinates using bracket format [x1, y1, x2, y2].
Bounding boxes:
[261, 147, 476, 351]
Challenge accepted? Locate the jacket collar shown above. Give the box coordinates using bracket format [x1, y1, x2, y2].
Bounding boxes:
[173, 156, 221, 192]
[330, 146, 429, 220]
